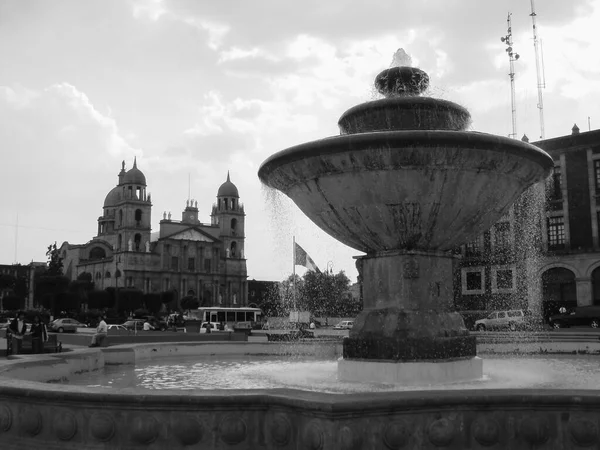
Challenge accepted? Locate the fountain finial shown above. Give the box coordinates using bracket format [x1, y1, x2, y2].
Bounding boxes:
[375, 49, 429, 97]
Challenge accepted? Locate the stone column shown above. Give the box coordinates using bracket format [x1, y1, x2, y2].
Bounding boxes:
[576, 277, 593, 306]
[344, 250, 475, 361]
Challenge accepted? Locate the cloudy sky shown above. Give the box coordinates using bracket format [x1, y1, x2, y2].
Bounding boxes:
[1, 0, 599, 282]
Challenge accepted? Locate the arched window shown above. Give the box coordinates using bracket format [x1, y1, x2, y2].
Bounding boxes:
[95, 272, 102, 280]
[232, 199, 236, 209]
[105, 271, 111, 278]
[89, 246, 106, 260]
[231, 218, 237, 236]
[230, 241, 237, 257]
[118, 234, 122, 250]
[134, 233, 142, 251]
[119, 209, 123, 226]
[135, 209, 142, 226]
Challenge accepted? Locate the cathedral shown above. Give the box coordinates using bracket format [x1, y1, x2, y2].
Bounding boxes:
[60, 159, 248, 307]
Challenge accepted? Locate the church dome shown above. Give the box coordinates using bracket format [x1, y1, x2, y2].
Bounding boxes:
[217, 172, 239, 197]
[103, 186, 121, 207]
[123, 157, 146, 185]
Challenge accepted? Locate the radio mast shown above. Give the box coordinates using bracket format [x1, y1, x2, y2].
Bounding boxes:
[530, 0, 546, 139]
[501, 13, 520, 139]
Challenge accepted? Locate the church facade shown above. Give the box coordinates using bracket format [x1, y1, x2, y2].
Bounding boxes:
[60, 159, 248, 307]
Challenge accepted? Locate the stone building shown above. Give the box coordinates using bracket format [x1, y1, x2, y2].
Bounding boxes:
[454, 126, 600, 319]
[59, 159, 248, 307]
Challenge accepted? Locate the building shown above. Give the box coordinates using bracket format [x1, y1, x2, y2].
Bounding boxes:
[454, 126, 600, 319]
[60, 159, 248, 307]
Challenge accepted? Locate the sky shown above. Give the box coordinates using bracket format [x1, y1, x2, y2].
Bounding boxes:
[1, 0, 599, 282]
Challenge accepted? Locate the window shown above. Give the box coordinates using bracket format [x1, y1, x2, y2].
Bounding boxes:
[171, 256, 179, 270]
[508, 311, 522, 318]
[551, 166, 562, 200]
[461, 268, 485, 295]
[465, 236, 482, 256]
[134, 233, 141, 251]
[493, 222, 511, 250]
[595, 160, 600, 192]
[231, 218, 237, 236]
[466, 272, 482, 290]
[204, 259, 211, 272]
[230, 241, 237, 257]
[105, 271, 111, 278]
[135, 209, 142, 226]
[188, 257, 195, 271]
[164, 279, 170, 290]
[496, 270, 513, 289]
[119, 210, 123, 226]
[497, 312, 506, 319]
[547, 217, 565, 249]
[491, 265, 516, 293]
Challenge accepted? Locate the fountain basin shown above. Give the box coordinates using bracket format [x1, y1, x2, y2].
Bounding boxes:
[258, 130, 553, 253]
[2, 343, 600, 449]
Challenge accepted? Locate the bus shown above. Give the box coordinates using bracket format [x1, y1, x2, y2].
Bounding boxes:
[185, 307, 263, 328]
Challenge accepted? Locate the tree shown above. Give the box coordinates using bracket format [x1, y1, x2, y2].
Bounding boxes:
[87, 290, 112, 310]
[2, 294, 22, 311]
[143, 293, 163, 315]
[180, 295, 200, 311]
[118, 288, 144, 312]
[46, 242, 64, 276]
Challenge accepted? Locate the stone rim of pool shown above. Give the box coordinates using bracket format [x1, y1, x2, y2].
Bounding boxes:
[1, 341, 600, 449]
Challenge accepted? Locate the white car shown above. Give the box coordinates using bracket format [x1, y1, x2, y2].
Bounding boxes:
[107, 324, 127, 331]
[333, 320, 354, 330]
[199, 322, 222, 333]
[474, 310, 525, 331]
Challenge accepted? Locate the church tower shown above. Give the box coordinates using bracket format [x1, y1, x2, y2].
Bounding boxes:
[211, 172, 245, 258]
[99, 158, 152, 253]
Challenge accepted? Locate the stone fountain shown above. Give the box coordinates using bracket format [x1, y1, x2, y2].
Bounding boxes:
[258, 50, 553, 385]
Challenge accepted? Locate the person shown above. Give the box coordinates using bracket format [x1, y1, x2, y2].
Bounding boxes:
[309, 322, 316, 330]
[143, 320, 154, 331]
[9, 311, 27, 355]
[559, 306, 567, 314]
[89, 315, 108, 347]
[30, 315, 48, 354]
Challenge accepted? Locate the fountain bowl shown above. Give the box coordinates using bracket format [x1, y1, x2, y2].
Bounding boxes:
[258, 130, 553, 253]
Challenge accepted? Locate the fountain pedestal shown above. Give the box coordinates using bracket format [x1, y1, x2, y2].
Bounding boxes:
[338, 251, 483, 384]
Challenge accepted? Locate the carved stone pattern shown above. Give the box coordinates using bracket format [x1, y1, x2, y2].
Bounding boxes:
[472, 417, 500, 447]
[270, 414, 292, 446]
[383, 420, 411, 449]
[569, 419, 598, 447]
[131, 415, 159, 445]
[302, 420, 324, 450]
[19, 408, 42, 437]
[54, 412, 78, 441]
[339, 424, 362, 450]
[218, 415, 247, 445]
[0, 405, 12, 432]
[172, 417, 203, 446]
[90, 413, 115, 442]
[519, 417, 550, 445]
[427, 418, 455, 447]
[403, 258, 419, 279]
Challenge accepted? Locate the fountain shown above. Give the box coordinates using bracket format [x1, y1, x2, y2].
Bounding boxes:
[258, 49, 553, 384]
[4, 52, 600, 450]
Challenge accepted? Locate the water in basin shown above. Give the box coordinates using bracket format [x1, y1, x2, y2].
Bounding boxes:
[64, 354, 600, 393]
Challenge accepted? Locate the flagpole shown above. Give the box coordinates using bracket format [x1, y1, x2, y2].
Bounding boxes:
[292, 235, 297, 311]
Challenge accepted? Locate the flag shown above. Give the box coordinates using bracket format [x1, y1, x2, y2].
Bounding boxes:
[294, 242, 321, 273]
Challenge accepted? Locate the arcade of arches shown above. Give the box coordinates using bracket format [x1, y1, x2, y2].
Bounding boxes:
[539, 260, 600, 319]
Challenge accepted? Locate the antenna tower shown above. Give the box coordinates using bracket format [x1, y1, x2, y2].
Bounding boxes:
[530, 0, 546, 139]
[501, 12, 520, 139]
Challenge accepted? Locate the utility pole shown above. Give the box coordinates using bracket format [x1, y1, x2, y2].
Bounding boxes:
[501, 12, 520, 139]
[530, 0, 546, 139]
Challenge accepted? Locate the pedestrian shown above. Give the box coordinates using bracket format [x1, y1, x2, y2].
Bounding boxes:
[9, 311, 27, 355]
[143, 320, 154, 331]
[89, 315, 108, 347]
[30, 315, 48, 354]
[559, 306, 567, 314]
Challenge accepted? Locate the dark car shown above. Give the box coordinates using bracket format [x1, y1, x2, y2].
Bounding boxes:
[549, 306, 600, 329]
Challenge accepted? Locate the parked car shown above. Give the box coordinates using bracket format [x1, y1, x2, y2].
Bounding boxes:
[123, 320, 145, 331]
[333, 320, 354, 330]
[549, 306, 600, 329]
[49, 318, 87, 333]
[474, 310, 526, 331]
[107, 324, 127, 331]
[199, 322, 222, 333]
